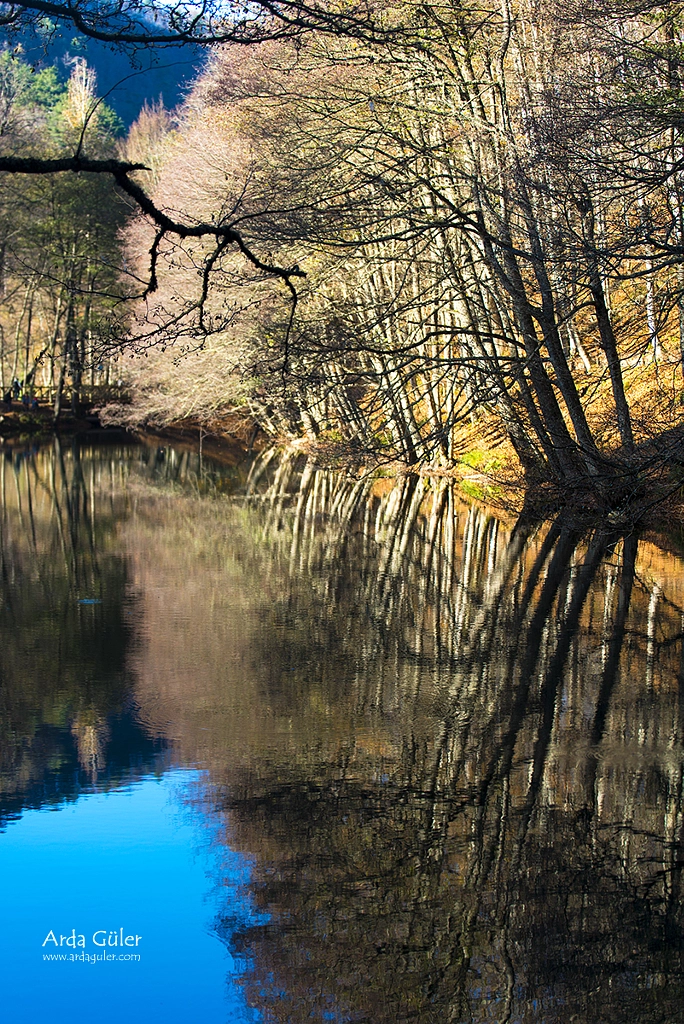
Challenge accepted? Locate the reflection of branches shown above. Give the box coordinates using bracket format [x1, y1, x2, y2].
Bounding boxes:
[591, 533, 638, 745]
[218, 451, 684, 1023]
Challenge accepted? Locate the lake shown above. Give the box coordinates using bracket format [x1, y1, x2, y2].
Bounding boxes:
[1, 438, 683, 1023]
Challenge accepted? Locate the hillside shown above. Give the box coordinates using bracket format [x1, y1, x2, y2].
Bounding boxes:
[7, 24, 203, 126]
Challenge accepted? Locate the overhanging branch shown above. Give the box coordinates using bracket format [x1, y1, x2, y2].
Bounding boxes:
[0, 154, 306, 292]
[0, 0, 388, 46]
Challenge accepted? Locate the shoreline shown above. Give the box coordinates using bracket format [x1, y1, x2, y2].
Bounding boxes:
[4, 407, 684, 536]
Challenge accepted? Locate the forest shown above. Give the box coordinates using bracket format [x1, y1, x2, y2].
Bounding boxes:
[2, 0, 684, 510]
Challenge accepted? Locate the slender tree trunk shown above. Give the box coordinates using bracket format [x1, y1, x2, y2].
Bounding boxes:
[582, 204, 635, 453]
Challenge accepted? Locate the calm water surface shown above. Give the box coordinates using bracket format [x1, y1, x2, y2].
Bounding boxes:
[1, 440, 683, 1024]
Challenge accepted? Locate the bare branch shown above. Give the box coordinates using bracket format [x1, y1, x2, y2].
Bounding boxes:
[0, 0, 389, 46]
[0, 154, 307, 290]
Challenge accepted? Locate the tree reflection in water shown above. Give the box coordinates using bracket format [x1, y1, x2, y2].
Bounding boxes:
[0, 439, 168, 817]
[2, 442, 684, 1022]
[207, 451, 684, 1024]
[0, 435, 253, 820]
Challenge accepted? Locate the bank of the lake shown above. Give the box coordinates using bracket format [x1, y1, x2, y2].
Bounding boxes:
[135, 413, 684, 531]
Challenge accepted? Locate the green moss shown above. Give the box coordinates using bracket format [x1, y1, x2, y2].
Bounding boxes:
[458, 449, 502, 474]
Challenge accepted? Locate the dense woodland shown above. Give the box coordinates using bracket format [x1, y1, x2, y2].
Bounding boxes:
[4, 2, 684, 506]
[0, 53, 124, 415]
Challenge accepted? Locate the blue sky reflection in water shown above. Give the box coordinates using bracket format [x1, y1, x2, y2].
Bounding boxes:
[0, 771, 262, 1023]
